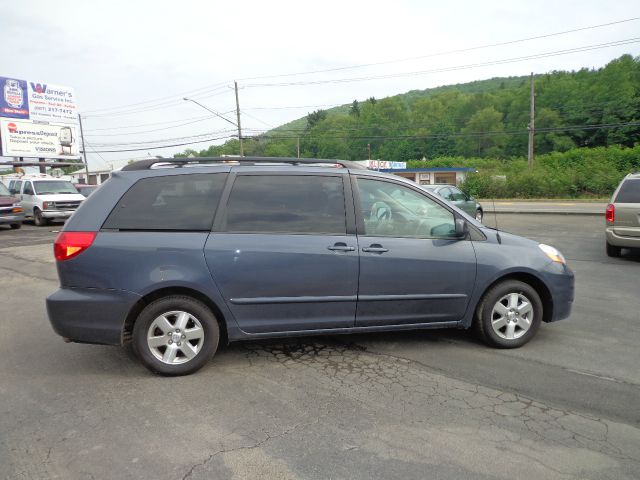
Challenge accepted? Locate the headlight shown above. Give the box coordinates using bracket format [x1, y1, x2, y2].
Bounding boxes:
[43, 201, 56, 210]
[539, 244, 566, 264]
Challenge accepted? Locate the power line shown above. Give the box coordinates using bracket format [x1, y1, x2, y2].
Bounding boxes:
[245, 38, 640, 88]
[237, 17, 640, 82]
[90, 134, 236, 153]
[79, 17, 640, 116]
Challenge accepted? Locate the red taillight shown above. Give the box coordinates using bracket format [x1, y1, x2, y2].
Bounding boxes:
[605, 204, 615, 223]
[54, 232, 97, 261]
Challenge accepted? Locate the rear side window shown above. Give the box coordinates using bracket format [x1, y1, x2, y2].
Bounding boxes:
[615, 179, 640, 203]
[224, 175, 346, 234]
[103, 174, 227, 231]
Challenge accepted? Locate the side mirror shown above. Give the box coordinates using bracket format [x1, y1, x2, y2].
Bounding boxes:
[9, 189, 17, 195]
[454, 218, 468, 238]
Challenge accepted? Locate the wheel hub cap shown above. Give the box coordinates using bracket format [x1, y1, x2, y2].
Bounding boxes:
[147, 310, 205, 365]
[490, 292, 533, 340]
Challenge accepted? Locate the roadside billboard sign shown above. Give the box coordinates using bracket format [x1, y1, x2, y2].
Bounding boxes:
[0, 75, 80, 159]
[0, 119, 80, 159]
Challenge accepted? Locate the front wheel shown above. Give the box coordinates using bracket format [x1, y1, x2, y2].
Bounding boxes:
[475, 280, 542, 348]
[33, 208, 48, 226]
[132, 295, 220, 376]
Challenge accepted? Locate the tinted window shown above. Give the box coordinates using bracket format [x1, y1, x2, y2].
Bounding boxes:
[356, 178, 456, 238]
[23, 182, 34, 195]
[225, 175, 346, 234]
[439, 187, 452, 200]
[615, 179, 640, 203]
[103, 174, 226, 231]
[13, 181, 22, 194]
[0, 183, 10, 196]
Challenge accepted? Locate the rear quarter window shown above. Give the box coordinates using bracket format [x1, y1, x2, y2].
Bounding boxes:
[103, 173, 227, 231]
[615, 179, 640, 203]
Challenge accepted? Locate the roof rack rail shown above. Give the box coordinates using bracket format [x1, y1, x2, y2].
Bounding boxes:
[121, 156, 367, 171]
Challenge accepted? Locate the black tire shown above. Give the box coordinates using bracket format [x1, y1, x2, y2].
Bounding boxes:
[10, 223, 21, 230]
[33, 208, 48, 226]
[475, 280, 542, 349]
[606, 241, 621, 258]
[132, 295, 220, 376]
[475, 209, 483, 223]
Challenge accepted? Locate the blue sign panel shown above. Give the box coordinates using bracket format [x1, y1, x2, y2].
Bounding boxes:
[0, 76, 30, 119]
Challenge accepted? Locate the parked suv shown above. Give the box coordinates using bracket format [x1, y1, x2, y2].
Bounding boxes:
[47, 157, 574, 375]
[0, 181, 24, 229]
[606, 172, 640, 257]
[9, 176, 86, 226]
[421, 184, 483, 222]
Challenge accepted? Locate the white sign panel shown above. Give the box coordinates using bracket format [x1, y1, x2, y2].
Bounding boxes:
[27, 82, 78, 124]
[0, 119, 80, 159]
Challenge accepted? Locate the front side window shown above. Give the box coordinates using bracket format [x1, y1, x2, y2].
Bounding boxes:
[103, 173, 227, 231]
[356, 177, 456, 238]
[224, 175, 346, 234]
[23, 182, 34, 195]
[449, 187, 467, 201]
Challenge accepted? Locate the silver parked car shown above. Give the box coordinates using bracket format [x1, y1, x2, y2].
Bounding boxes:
[606, 172, 640, 257]
[421, 184, 484, 222]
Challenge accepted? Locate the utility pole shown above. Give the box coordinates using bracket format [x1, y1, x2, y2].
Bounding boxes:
[234, 81, 244, 156]
[527, 72, 535, 169]
[296, 136, 300, 158]
[78, 113, 90, 183]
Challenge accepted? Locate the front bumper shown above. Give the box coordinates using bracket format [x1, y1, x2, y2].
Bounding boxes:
[46, 287, 142, 345]
[0, 213, 24, 224]
[606, 227, 640, 249]
[42, 210, 75, 219]
[540, 262, 574, 322]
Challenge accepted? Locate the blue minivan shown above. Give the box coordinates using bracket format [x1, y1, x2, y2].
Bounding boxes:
[47, 158, 574, 375]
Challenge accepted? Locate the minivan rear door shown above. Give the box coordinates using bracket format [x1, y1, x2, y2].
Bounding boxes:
[204, 171, 359, 334]
[352, 175, 477, 327]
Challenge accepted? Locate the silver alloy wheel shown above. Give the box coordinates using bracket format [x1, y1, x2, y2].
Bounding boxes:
[147, 310, 205, 365]
[490, 292, 533, 340]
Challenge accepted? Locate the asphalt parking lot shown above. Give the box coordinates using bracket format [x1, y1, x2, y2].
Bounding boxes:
[1, 215, 639, 480]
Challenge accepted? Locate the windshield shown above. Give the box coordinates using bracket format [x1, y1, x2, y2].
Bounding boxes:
[0, 183, 10, 196]
[34, 181, 79, 195]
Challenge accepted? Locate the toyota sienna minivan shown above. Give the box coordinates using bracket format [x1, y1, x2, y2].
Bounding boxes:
[47, 157, 574, 375]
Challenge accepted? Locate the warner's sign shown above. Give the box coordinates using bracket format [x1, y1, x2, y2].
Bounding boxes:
[0, 75, 79, 158]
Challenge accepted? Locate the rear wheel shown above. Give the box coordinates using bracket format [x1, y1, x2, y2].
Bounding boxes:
[606, 241, 622, 258]
[10, 223, 21, 230]
[33, 208, 48, 226]
[475, 280, 542, 348]
[132, 295, 219, 376]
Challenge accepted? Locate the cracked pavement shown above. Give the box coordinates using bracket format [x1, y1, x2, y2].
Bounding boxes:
[1, 217, 639, 479]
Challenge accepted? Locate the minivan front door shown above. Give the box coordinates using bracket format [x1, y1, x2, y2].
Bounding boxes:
[205, 173, 358, 334]
[353, 176, 476, 327]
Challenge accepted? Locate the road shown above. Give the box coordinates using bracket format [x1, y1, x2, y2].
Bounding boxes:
[1, 216, 639, 479]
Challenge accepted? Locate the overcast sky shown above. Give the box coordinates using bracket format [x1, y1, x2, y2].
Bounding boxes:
[1, 0, 639, 170]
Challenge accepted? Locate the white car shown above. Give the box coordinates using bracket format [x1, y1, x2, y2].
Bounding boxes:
[8, 176, 86, 226]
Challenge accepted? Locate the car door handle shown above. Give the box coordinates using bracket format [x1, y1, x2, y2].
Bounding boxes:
[327, 243, 355, 252]
[362, 244, 389, 253]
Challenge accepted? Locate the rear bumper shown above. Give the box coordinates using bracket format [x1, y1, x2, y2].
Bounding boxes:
[606, 227, 640, 249]
[540, 263, 574, 322]
[46, 287, 141, 345]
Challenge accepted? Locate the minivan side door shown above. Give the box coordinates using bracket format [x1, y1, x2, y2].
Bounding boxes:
[353, 175, 477, 327]
[204, 172, 359, 334]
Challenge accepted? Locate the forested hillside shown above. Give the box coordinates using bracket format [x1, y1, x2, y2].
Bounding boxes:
[181, 55, 640, 162]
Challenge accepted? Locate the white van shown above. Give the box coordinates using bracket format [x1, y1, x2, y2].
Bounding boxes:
[8, 175, 86, 226]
